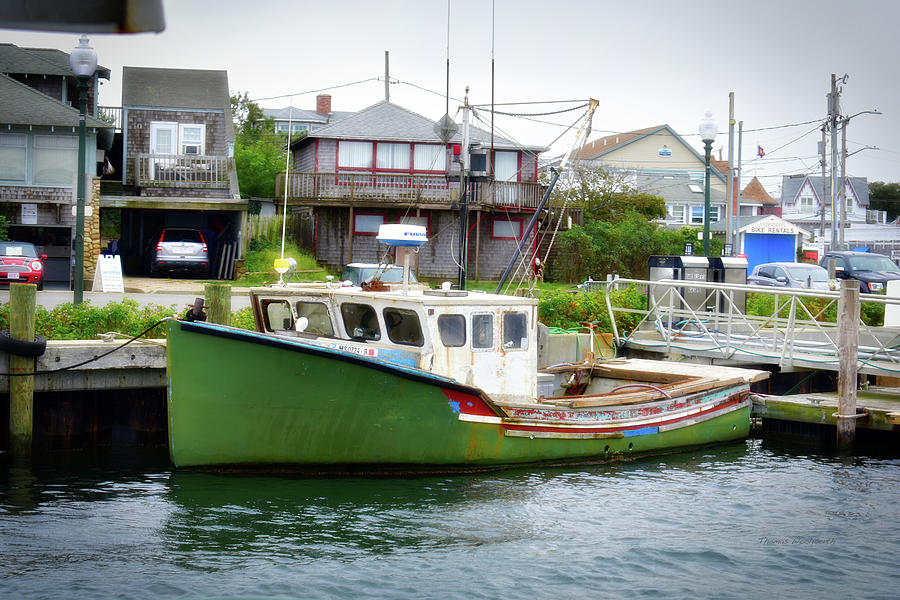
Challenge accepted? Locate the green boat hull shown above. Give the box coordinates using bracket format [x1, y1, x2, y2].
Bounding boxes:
[167, 320, 751, 473]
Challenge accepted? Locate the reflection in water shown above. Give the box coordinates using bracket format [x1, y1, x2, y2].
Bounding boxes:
[1, 441, 898, 600]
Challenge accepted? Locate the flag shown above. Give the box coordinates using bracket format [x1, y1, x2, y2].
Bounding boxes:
[757, 145, 765, 158]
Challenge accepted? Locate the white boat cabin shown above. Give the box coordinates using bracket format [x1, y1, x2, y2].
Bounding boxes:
[250, 284, 538, 403]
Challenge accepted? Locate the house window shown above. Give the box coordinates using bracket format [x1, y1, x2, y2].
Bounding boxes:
[688, 184, 703, 193]
[33, 135, 77, 185]
[338, 141, 373, 169]
[491, 218, 522, 240]
[709, 206, 720, 222]
[846, 196, 854, 214]
[494, 151, 519, 182]
[690, 205, 704, 224]
[667, 204, 685, 223]
[0, 134, 26, 181]
[800, 196, 814, 211]
[376, 143, 410, 170]
[354, 213, 384, 235]
[179, 124, 205, 155]
[413, 144, 447, 172]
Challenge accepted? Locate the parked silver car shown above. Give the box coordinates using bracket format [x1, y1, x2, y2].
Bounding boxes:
[340, 263, 418, 286]
[150, 228, 209, 276]
[746, 262, 829, 290]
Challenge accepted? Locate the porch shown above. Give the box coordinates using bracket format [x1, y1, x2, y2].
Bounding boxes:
[135, 153, 233, 189]
[276, 172, 548, 210]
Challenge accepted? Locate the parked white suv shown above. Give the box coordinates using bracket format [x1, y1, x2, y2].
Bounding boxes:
[150, 228, 209, 277]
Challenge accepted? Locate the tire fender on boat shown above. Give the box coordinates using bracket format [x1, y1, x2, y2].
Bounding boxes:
[0, 329, 47, 357]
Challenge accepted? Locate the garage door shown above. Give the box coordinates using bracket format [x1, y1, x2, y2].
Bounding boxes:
[744, 233, 795, 272]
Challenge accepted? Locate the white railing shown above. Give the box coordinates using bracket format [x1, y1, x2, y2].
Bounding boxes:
[599, 278, 900, 377]
[135, 154, 231, 188]
[97, 105, 122, 130]
[277, 172, 547, 209]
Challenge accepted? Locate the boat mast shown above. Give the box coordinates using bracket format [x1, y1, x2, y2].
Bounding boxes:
[494, 98, 599, 294]
[457, 87, 471, 290]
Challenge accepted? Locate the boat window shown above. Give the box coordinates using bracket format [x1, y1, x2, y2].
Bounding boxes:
[294, 301, 334, 336]
[340, 303, 381, 341]
[472, 313, 494, 350]
[383, 308, 424, 347]
[437, 314, 466, 347]
[262, 299, 293, 332]
[502, 312, 528, 350]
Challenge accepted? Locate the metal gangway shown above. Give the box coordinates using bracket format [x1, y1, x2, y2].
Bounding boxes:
[601, 278, 900, 378]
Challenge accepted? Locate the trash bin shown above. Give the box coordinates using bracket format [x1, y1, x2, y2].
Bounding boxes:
[709, 256, 748, 313]
[676, 256, 709, 312]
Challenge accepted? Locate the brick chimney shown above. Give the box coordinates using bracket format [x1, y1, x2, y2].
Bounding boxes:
[316, 94, 332, 115]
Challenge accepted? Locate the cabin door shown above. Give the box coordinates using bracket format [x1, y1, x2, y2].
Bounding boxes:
[149, 121, 177, 180]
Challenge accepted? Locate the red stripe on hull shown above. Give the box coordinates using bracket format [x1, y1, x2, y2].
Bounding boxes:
[442, 388, 499, 417]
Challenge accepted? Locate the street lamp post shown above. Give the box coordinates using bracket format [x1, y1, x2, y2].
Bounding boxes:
[698, 112, 718, 256]
[69, 35, 97, 305]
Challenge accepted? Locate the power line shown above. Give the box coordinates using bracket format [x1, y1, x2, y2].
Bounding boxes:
[251, 77, 381, 103]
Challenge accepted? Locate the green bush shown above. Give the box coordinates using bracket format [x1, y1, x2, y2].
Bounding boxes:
[538, 285, 647, 334]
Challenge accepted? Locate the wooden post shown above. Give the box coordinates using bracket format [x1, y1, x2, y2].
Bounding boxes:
[9, 283, 36, 457]
[348, 205, 354, 264]
[205, 283, 231, 326]
[837, 278, 859, 449]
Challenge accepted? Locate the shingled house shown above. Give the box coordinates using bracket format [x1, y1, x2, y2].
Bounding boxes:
[0, 42, 113, 288]
[100, 66, 246, 276]
[280, 100, 547, 280]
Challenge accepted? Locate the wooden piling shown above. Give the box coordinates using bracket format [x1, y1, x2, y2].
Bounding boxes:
[204, 284, 231, 326]
[9, 283, 36, 456]
[837, 278, 860, 449]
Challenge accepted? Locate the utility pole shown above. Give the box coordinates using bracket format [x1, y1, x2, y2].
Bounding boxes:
[840, 116, 848, 250]
[735, 121, 743, 254]
[727, 92, 735, 253]
[820, 125, 827, 242]
[384, 51, 390, 102]
[457, 87, 471, 290]
[829, 74, 844, 251]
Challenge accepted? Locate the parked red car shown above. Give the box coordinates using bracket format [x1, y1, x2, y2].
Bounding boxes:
[0, 241, 46, 290]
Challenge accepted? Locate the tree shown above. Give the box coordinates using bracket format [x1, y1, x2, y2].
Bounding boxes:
[869, 181, 900, 221]
[230, 92, 300, 200]
[553, 166, 666, 224]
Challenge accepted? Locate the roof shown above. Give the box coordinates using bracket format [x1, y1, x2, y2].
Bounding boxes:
[263, 106, 354, 125]
[296, 100, 545, 152]
[781, 174, 869, 207]
[741, 176, 778, 205]
[123, 66, 234, 140]
[123, 66, 230, 109]
[634, 171, 725, 204]
[0, 73, 109, 128]
[575, 124, 726, 181]
[0, 42, 110, 79]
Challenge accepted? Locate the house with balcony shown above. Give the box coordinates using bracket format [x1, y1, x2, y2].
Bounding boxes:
[280, 100, 548, 280]
[100, 66, 246, 276]
[0, 42, 113, 289]
[572, 124, 728, 230]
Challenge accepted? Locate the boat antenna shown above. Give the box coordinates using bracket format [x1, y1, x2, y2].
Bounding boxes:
[273, 98, 294, 285]
[490, 0, 495, 177]
[494, 99, 599, 294]
[445, 0, 450, 117]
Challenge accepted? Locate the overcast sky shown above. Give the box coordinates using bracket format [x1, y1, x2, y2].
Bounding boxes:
[4, 0, 899, 195]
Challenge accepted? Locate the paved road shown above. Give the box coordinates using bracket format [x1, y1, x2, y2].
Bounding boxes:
[0, 290, 252, 311]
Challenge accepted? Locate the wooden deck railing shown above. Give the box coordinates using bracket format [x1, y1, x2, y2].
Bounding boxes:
[135, 154, 232, 189]
[277, 172, 548, 209]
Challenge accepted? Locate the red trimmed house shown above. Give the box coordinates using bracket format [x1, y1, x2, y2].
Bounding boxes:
[280, 100, 547, 280]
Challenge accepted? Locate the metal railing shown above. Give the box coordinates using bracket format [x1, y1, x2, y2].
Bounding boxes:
[599, 278, 900, 377]
[277, 172, 547, 209]
[135, 154, 231, 188]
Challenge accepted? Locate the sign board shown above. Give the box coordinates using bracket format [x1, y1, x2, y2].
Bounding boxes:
[683, 242, 694, 256]
[92, 254, 125, 293]
[892, 249, 900, 260]
[21, 203, 37, 225]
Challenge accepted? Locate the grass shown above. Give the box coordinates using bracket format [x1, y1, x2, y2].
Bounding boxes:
[207, 239, 332, 287]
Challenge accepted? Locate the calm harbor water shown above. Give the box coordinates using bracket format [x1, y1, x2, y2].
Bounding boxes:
[1, 440, 899, 599]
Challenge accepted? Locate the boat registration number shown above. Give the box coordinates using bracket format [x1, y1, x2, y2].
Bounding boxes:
[326, 342, 377, 358]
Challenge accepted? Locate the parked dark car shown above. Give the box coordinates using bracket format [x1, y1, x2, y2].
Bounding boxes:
[150, 228, 209, 277]
[746, 262, 829, 290]
[819, 251, 900, 293]
[340, 263, 418, 286]
[0, 241, 46, 290]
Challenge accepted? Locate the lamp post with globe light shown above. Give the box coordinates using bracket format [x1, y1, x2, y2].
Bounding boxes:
[698, 112, 718, 256]
[69, 35, 97, 305]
